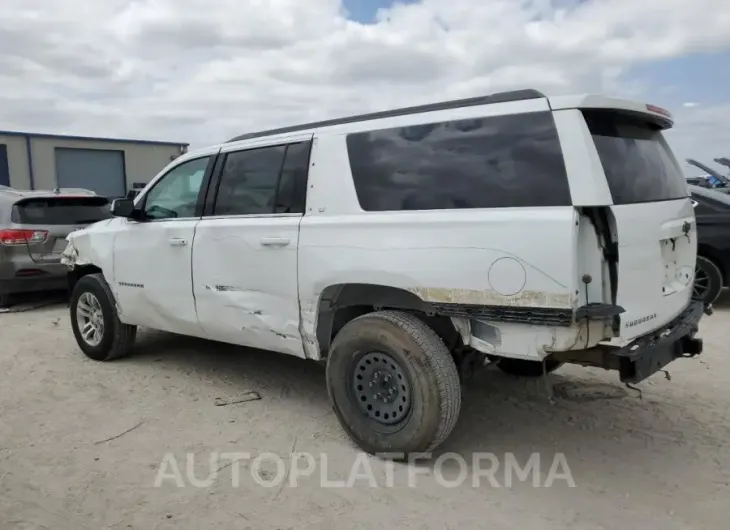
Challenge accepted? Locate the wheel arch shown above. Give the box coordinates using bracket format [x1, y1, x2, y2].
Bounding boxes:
[67, 264, 103, 294]
[314, 283, 461, 358]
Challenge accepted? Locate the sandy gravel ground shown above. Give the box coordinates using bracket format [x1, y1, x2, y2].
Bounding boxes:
[1, 293, 728, 530]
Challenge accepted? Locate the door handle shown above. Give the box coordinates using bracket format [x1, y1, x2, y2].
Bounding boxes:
[168, 237, 188, 246]
[260, 237, 290, 247]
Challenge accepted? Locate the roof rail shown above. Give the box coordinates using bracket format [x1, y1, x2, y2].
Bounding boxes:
[227, 88, 546, 143]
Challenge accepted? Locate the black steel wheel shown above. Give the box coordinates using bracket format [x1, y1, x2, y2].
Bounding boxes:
[326, 310, 461, 456]
[352, 352, 412, 425]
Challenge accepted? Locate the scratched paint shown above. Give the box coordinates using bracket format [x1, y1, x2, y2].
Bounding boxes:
[408, 287, 573, 308]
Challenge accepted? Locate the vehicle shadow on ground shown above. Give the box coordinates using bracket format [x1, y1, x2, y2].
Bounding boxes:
[0, 291, 68, 313]
[124, 327, 726, 486]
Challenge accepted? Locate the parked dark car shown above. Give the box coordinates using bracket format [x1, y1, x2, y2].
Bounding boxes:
[0, 187, 111, 307]
[690, 184, 730, 304]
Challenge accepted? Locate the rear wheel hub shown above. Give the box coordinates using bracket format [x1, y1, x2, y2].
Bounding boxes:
[352, 352, 411, 425]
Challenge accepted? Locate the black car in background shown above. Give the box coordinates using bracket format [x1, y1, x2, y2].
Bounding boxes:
[690, 184, 730, 304]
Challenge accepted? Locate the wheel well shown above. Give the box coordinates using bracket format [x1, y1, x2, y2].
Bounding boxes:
[697, 246, 726, 286]
[315, 284, 461, 357]
[67, 264, 103, 293]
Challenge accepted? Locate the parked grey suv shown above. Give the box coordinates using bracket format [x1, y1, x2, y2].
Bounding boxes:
[0, 187, 111, 307]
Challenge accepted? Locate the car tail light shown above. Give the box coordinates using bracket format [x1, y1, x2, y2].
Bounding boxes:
[0, 229, 49, 246]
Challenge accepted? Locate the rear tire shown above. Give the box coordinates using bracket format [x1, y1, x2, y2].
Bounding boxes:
[70, 273, 136, 361]
[326, 310, 461, 456]
[496, 358, 563, 377]
[693, 256, 723, 305]
[0, 293, 10, 308]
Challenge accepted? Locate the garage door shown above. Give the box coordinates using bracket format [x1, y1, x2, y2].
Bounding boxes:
[55, 147, 126, 198]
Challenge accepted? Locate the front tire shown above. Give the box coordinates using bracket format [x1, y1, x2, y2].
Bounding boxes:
[693, 256, 723, 305]
[326, 310, 461, 456]
[70, 273, 137, 361]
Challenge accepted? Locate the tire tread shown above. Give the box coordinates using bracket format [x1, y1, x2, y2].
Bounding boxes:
[342, 310, 461, 452]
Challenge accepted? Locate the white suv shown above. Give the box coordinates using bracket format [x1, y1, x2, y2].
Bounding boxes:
[62, 89, 706, 455]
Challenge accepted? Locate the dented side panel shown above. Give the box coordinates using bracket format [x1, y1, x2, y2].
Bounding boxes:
[191, 215, 306, 357]
[63, 218, 118, 277]
[112, 219, 205, 335]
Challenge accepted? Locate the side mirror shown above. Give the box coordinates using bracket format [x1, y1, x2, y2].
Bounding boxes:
[111, 198, 140, 219]
[126, 189, 140, 200]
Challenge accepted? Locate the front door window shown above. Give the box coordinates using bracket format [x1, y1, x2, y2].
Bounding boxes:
[143, 157, 210, 220]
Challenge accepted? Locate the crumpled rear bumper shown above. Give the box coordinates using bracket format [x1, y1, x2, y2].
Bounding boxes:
[609, 300, 704, 384]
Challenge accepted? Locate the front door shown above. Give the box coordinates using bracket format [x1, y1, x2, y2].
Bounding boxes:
[192, 139, 311, 356]
[112, 155, 213, 335]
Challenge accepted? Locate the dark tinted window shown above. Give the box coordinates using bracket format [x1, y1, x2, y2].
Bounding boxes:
[346, 112, 571, 211]
[12, 197, 111, 225]
[213, 142, 310, 216]
[274, 142, 311, 214]
[692, 196, 718, 215]
[583, 111, 688, 205]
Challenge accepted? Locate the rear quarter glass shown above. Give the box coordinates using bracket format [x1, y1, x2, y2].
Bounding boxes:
[582, 110, 688, 205]
[346, 111, 572, 211]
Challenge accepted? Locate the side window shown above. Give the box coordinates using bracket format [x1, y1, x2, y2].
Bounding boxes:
[213, 142, 311, 216]
[275, 142, 311, 214]
[143, 157, 210, 220]
[346, 112, 571, 211]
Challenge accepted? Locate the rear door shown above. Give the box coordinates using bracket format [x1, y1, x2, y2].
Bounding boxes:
[192, 137, 311, 357]
[582, 110, 695, 340]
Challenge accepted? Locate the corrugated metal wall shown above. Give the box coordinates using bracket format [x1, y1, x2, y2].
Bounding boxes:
[1, 134, 185, 193]
[55, 148, 127, 197]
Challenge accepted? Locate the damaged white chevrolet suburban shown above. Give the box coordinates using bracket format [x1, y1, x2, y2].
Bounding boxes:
[62, 89, 706, 455]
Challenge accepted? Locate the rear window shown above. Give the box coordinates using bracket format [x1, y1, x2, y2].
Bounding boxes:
[346, 111, 572, 211]
[12, 197, 111, 225]
[583, 110, 688, 204]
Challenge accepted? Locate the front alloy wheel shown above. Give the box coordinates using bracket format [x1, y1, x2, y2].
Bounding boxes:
[76, 292, 105, 347]
[70, 273, 137, 361]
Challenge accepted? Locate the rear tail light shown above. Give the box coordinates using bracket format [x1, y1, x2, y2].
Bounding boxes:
[0, 229, 49, 246]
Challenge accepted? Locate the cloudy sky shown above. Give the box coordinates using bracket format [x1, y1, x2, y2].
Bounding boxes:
[1, 0, 729, 175]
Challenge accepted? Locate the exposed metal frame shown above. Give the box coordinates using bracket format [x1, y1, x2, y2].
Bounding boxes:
[227, 89, 546, 143]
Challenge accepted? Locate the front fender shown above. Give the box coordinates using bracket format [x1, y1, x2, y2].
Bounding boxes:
[62, 218, 119, 277]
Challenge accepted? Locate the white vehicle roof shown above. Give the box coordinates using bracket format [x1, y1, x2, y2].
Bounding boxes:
[172, 89, 675, 166]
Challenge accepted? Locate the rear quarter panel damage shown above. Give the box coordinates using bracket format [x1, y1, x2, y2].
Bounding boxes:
[297, 208, 582, 360]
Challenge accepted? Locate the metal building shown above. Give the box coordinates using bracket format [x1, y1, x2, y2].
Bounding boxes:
[0, 131, 188, 197]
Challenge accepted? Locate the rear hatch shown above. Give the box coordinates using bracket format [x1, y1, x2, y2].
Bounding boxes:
[8, 196, 111, 262]
[583, 110, 695, 340]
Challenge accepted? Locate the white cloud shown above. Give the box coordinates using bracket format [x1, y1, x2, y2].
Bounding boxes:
[0, 0, 729, 164]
